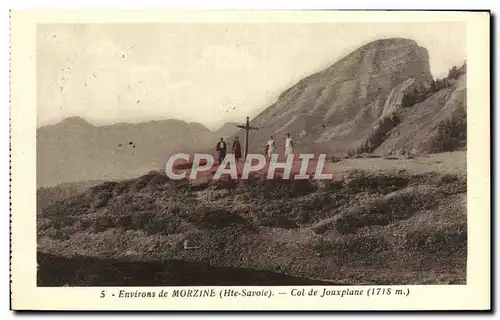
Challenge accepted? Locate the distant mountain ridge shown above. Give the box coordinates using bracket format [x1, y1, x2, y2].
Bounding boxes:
[37, 117, 238, 187]
[214, 122, 240, 139]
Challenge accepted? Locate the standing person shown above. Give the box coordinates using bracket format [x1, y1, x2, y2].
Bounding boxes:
[215, 137, 227, 165]
[284, 133, 294, 156]
[232, 136, 242, 163]
[266, 135, 276, 158]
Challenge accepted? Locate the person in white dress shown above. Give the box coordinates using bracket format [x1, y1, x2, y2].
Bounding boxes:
[266, 136, 276, 158]
[284, 133, 294, 156]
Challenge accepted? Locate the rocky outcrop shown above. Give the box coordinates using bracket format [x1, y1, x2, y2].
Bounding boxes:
[233, 38, 433, 155]
[374, 73, 466, 156]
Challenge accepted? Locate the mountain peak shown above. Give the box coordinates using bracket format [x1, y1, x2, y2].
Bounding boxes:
[239, 37, 434, 154]
[59, 116, 92, 127]
[365, 37, 418, 47]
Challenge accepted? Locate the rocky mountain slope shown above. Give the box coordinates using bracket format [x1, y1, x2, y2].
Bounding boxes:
[230, 38, 465, 157]
[374, 73, 466, 155]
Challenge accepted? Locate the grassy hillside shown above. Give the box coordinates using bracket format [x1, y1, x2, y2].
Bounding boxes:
[37, 152, 466, 285]
[37, 180, 105, 212]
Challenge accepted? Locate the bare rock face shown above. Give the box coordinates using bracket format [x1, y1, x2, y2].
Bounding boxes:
[238, 38, 433, 155]
[374, 74, 467, 156]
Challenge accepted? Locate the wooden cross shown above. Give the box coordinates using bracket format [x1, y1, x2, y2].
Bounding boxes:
[236, 116, 259, 160]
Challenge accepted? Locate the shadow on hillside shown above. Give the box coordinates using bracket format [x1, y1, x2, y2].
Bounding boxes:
[37, 252, 333, 286]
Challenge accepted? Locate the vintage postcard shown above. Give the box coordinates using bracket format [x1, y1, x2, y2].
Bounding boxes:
[10, 10, 490, 311]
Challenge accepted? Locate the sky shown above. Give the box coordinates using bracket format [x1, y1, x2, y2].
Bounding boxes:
[37, 22, 466, 130]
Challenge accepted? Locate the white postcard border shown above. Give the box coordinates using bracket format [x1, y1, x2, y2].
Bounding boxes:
[10, 10, 491, 311]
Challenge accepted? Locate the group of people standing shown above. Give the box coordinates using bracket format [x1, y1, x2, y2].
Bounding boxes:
[215, 136, 243, 164]
[265, 133, 294, 158]
[215, 133, 294, 164]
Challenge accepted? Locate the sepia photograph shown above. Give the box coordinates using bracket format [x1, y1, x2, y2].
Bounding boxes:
[35, 21, 469, 286]
[10, 10, 490, 310]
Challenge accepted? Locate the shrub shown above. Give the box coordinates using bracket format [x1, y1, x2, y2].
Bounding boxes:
[402, 62, 466, 109]
[312, 238, 334, 255]
[431, 109, 467, 153]
[355, 112, 401, 154]
[401, 84, 428, 108]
